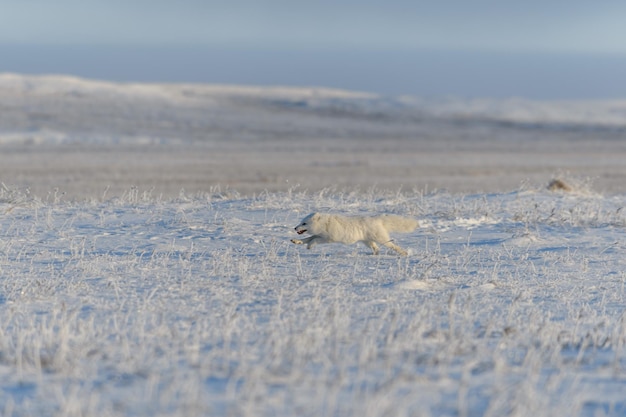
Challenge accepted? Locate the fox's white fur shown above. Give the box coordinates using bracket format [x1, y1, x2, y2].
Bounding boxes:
[291, 212, 418, 256]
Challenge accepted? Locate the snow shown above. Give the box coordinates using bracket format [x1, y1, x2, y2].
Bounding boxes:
[1, 73, 626, 416]
[1, 185, 626, 416]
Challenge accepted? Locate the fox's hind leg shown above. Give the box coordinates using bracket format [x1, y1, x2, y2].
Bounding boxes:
[362, 241, 380, 255]
[382, 241, 408, 256]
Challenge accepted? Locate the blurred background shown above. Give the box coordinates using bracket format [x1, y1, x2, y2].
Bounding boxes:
[2, 0, 626, 99]
[2, 1, 626, 199]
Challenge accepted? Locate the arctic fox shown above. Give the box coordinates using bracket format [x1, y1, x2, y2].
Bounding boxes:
[291, 212, 418, 256]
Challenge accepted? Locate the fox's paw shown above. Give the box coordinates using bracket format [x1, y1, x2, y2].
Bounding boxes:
[291, 239, 303, 245]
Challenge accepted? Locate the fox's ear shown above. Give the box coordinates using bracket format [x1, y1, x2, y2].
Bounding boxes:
[312, 213, 320, 219]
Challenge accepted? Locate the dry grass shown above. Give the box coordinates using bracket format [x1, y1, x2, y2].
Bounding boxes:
[0, 185, 625, 416]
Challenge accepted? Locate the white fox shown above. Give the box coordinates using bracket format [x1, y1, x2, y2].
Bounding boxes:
[291, 212, 418, 256]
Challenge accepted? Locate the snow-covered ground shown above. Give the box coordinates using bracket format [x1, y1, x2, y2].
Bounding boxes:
[2, 73, 626, 416]
[1, 184, 626, 416]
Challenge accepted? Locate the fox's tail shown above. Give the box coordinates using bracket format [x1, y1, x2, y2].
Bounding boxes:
[378, 215, 419, 233]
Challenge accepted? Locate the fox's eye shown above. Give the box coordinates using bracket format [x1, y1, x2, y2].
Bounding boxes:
[302, 223, 307, 225]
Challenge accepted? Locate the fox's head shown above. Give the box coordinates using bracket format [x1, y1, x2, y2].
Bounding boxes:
[294, 213, 320, 235]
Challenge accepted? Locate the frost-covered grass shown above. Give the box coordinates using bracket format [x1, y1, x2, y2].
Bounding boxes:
[1, 184, 626, 417]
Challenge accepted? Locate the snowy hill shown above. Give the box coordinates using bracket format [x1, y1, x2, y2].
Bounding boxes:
[1, 73, 626, 197]
[2, 72, 626, 147]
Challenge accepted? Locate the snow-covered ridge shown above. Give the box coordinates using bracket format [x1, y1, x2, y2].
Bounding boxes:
[406, 96, 626, 129]
[0, 73, 383, 146]
[1, 72, 626, 130]
[0, 72, 374, 103]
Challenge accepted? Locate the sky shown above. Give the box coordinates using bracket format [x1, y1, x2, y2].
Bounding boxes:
[2, 0, 626, 98]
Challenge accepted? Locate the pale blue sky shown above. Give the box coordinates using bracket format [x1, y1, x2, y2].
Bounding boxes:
[2, 1, 626, 98]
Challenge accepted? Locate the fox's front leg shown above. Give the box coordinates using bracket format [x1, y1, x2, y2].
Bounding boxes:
[291, 235, 328, 249]
[291, 235, 314, 245]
